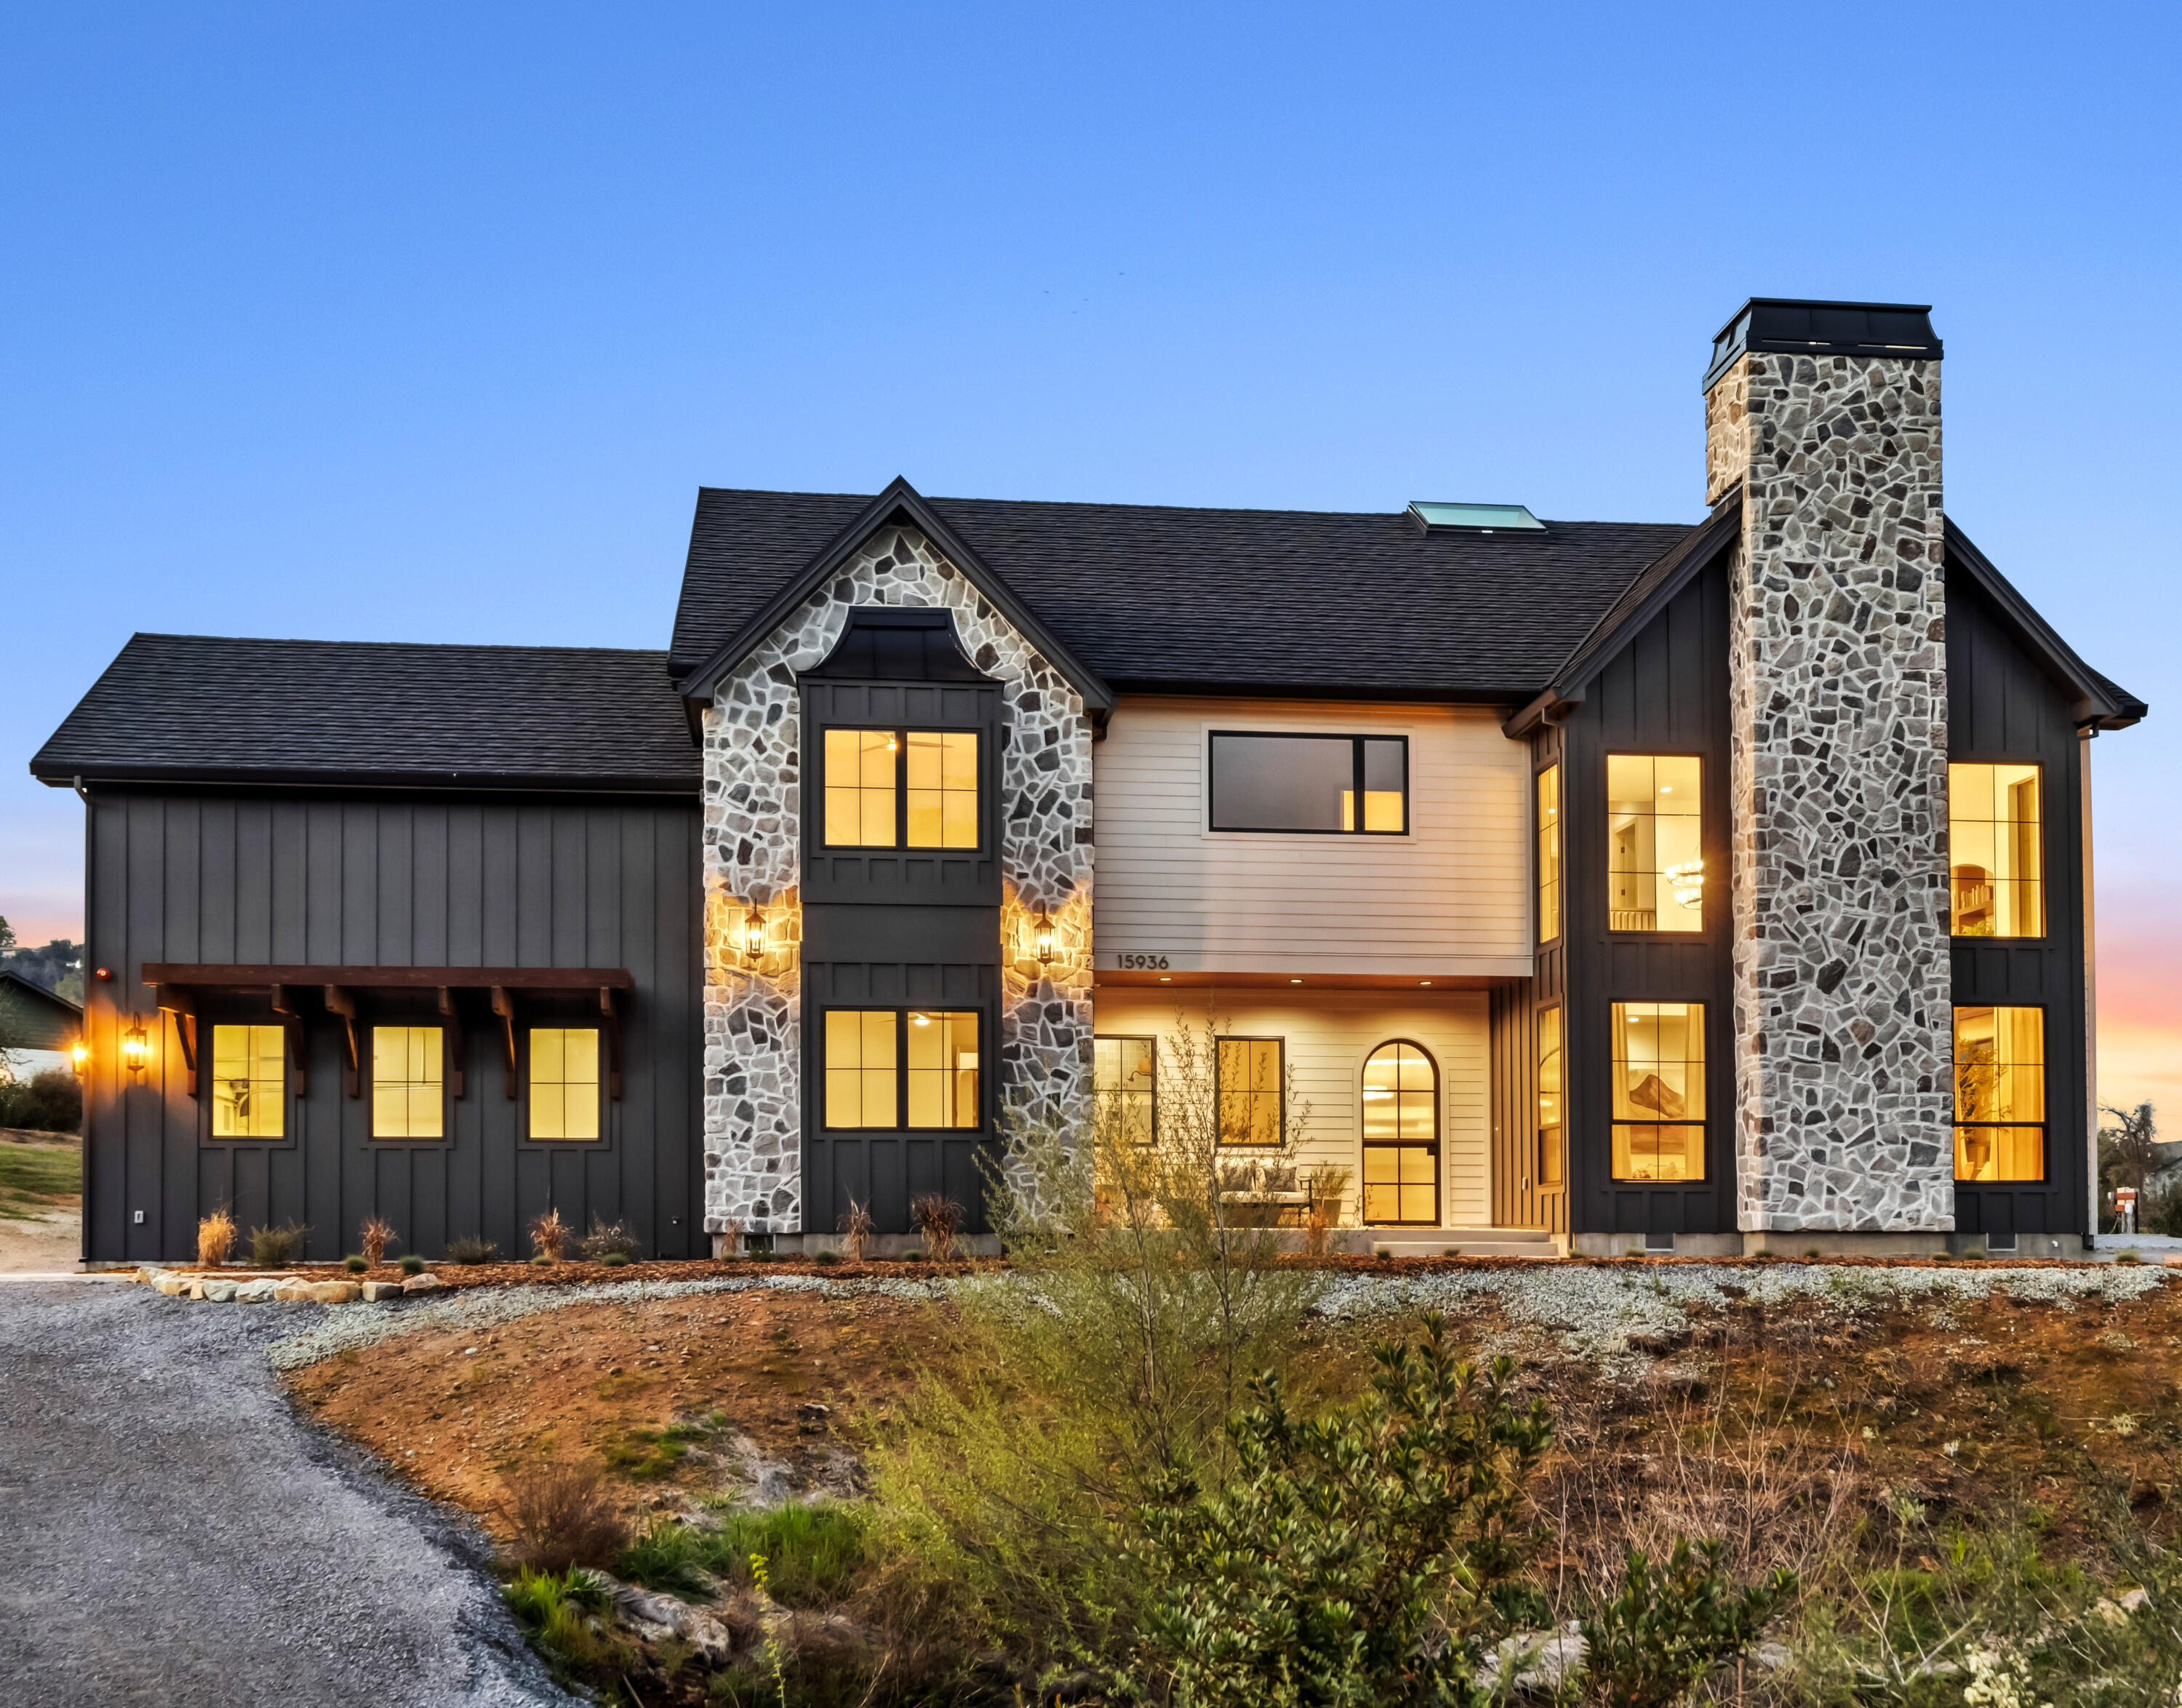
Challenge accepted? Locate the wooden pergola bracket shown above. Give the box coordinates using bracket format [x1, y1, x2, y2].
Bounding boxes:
[438, 987, 468, 1100]
[600, 986, 624, 1101]
[155, 986, 198, 1098]
[268, 983, 308, 1096]
[322, 986, 361, 1099]
[489, 986, 519, 1101]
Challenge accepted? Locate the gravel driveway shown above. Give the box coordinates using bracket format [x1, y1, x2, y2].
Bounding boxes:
[0, 1277, 582, 1708]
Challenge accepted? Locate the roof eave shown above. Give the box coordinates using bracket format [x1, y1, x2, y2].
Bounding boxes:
[30, 762, 700, 796]
[1943, 520, 2148, 731]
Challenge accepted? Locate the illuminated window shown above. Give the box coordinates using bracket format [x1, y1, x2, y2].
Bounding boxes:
[1208, 733, 1407, 834]
[1954, 1006, 2045, 1181]
[1537, 1007, 1564, 1187]
[822, 729, 980, 850]
[1950, 764, 2044, 938]
[907, 1010, 980, 1129]
[372, 1026, 444, 1139]
[529, 1028, 600, 1141]
[1606, 756, 1702, 932]
[824, 1010, 979, 1130]
[1216, 1037, 1284, 1146]
[1361, 1041, 1437, 1224]
[1610, 1002, 1705, 1181]
[211, 1023, 286, 1138]
[1093, 1036, 1157, 1145]
[1537, 765, 1562, 942]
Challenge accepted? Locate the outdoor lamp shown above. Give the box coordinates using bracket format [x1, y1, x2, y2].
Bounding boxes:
[71, 1039, 89, 1075]
[1033, 913, 1058, 965]
[740, 906, 766, 967]
[122, 1020, 148, 1077]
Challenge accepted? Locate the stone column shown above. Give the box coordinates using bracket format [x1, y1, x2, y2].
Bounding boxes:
[1710, 343, 1952, 1235]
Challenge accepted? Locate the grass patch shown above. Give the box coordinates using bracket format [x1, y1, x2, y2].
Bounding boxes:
[503, 1565, 627, 1677]
[0, 1141, 79, 1219]
[618, 1499, 872, 1609]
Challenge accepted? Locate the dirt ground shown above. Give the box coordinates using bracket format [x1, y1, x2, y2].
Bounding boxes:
[0, 1131, 81, 1274]
[287, 1286, 943, 1537]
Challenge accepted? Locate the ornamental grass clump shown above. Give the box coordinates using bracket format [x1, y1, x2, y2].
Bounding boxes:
[908, 1194, 964, 1264]
[247, 1220, 308, 1268]
[196, 1208, 235, 1269]
[578, 1216, 639, 1263]
[529, 1208, 569, 1264]
[836, 1201, 872, 1264]
[444, 1234, 498, 1265]
[359, 1216, 396, 1267]
[495, 1462, 628, 1573]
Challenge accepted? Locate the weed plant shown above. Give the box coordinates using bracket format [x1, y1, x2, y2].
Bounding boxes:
[503, 1565, 625, 1676]
[494, 1462, 628, 1572]
[619, 1499, 872, 1609]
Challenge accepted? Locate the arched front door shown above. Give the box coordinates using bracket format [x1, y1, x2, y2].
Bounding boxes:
[1362, 1040, 1439, 1226]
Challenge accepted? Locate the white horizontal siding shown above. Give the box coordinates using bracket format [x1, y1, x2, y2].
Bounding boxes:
[1092, 988, 1490, 1226]
[1093, 696, 1532, 976]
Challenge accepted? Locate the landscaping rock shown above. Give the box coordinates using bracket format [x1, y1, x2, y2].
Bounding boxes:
[306, 1281, 362, 1304]
[200, 1280, 239, 1303]
[1479, 1624, 1586, 1696]
[232, 1279, 281, 1304]
[359, 1282, 405, 1303]
[608, 1579, 734, 1664]
[401, 1274, 446, 1295]
[273, 1281, 318, 1302]
[153, 1274, 193, 1298]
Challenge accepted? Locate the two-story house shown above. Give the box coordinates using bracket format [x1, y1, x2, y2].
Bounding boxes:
[33, 298, 2146, 1265]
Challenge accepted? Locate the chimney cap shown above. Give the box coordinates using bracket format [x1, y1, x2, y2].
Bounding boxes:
[1705, 298, 1941, 391]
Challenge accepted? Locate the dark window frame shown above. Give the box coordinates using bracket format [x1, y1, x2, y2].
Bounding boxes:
[1214, 1034, 1287, 1148]
[1206, 731, 1410, 836]
[1602, 749, 1710, 939]
[816, 725, 988, 854]
[198, 1009, 299, 1150]
[816, 1005, 987, 1135]
[1535, 759, 1563, 946]
[1359, 1037, 1440, 1226]
[1535, 1002, 1564, 1189]
[519, 1021, 610, 1149]
[1092, 1034, 1159, 1146]
[1950, 1000, 2050, 1185]
[1946, 757, 2049, 943]
[367, 1019, 454, 1148]
[1606, 998, 1709, 1185]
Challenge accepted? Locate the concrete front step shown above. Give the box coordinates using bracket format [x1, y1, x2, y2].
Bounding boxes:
[1364, 1226, 1559, 1259]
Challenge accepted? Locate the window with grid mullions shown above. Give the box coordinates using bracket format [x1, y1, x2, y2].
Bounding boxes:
[821, 729, 980, 850]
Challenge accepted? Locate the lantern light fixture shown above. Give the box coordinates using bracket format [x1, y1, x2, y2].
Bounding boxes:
[121, 1020, 148, 1077]
[739, 906, 767, 967]
[1032, 912, 1057, 965]
[71, 1039, 89, 1075]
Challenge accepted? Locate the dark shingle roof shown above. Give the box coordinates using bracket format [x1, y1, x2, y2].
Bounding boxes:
[30, 634, 699, 791]
[671, 487, 1701, 698]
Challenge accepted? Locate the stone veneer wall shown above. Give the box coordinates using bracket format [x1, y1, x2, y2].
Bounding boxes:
[699, 525, 1096, 1235]
[1714, 351, 1954, 1232]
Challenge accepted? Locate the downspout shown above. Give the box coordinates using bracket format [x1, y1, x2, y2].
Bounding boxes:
[2081, 730, 2100, 1248]
[73, 778, 92, 1270]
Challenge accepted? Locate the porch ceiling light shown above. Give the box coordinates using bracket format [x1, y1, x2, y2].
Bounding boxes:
[1033, 913, 1057, 965]
[122, 1019, 148, 1077]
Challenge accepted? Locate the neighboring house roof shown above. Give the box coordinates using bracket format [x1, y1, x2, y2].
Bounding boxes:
[0, 970, 82, 1053]
[28, 634, 701, 793]
[671, 484, 1700, 701]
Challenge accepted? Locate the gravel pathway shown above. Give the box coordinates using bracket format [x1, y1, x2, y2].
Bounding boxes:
[0, 1277, 586, 1708]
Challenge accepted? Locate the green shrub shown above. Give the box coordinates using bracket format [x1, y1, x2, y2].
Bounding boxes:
[529, 1253, 552, 1266]
[0, 1067, 81, 1134]
[619, 1500, 871, 1609]
[1125, 1314, 1550, 1706]
[444, 1234, 498, 1265]
[247, 1221, 308, 1267]
[599, 1250, 630, 1268]
[814, 1249, 841, 1266]
[343, 1253, 368, 1273]
[399, 1253, 425, 1276]
[1578, 1539, 1792, 1708]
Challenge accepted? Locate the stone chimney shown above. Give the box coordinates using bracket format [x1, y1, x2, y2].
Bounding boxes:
[1703, 300, 1952, 1240]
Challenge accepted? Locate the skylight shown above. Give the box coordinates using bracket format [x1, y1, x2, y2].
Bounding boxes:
[1407, 500, 1545, 534]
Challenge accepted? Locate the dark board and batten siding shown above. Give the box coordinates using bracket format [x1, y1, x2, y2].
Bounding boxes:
[81, 789, 704, 1265]
[1549, 556, 1736, 1237]
[1946, 576, 2093, 1240]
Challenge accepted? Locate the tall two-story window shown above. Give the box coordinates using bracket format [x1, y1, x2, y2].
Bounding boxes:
[1536, 765, 1562, 942]
[1954, 1006, 2045, 1181]
[1950, 763, 2044, 938]
[212, 1023, 287, 1138]
[1536, 1007, 1564, 1187]
[1208, 733, 1408, 834]
[372, 1026, 444, 1139]
[1093, 1036, 1157, 1145]
[821, 730, 980, 848]
[1610, 1001, 1705, 1181]
[823, 1010, 980, 1130]
[1606, 756, 1702, 932]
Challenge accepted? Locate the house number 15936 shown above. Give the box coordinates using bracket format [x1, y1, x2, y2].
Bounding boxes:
[1115, 954, 1170, 970]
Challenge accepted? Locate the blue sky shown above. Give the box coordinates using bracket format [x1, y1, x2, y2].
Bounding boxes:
[5, 2, 2178, 1102]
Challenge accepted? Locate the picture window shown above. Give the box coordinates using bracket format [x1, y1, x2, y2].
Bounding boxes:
[1610, 1001, 1705, 1182]
[821, 729, 979, 850]
[372, 1025, 444, 1139]
[1606, 755, 1702, 932]
[1207, 733, 1407, 834]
